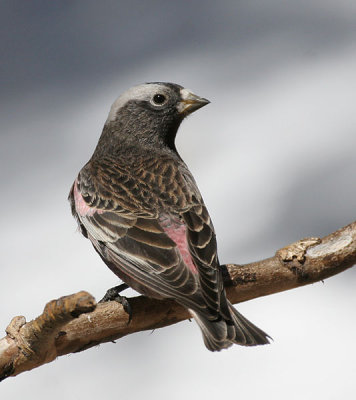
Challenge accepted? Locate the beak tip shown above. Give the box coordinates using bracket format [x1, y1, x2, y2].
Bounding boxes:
[178, 89, 211, 114]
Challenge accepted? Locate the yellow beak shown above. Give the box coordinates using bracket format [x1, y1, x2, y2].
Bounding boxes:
[177, 88, 210, 115]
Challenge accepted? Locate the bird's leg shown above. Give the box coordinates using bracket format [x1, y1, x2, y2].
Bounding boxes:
[99, 283, 132, 322]
[99, 283, 129, 302]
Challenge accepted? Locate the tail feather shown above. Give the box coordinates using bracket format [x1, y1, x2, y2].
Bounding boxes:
[189, 301, 271, 351]
[228, 302, 271, 346]
[189, 309, 232, 351]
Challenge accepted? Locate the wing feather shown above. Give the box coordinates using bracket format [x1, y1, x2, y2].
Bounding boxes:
[69, 155, 223, 319]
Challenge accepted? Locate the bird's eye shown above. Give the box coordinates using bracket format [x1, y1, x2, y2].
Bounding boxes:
[152, 94, 167, 105]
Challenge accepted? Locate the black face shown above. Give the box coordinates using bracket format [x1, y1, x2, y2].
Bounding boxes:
[132, 82, 183, 119]
[115, 83, 185, 151]
[94, 82, 206, 159]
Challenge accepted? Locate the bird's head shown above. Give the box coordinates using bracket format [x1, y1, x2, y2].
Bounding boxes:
[99, 82, 210, 155]
[106, 82, 210, 124]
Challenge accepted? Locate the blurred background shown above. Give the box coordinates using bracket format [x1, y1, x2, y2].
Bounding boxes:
[1, 1, 355, 398]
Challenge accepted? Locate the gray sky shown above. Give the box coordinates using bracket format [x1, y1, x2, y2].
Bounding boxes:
[1, 1, 355, 399]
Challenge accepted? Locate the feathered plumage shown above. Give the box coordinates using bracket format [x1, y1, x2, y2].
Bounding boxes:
[69, 82, 270, 350]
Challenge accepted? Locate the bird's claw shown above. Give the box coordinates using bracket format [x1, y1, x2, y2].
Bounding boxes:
[99, 283, 132, 323]
[115, 296, 132, 323]
[99, 283, 129, 302]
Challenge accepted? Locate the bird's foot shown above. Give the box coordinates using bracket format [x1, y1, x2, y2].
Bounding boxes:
[99, 283, 129, 302]
[99, 283, 132, 322]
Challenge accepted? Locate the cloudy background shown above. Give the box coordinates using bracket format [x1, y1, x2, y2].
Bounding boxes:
[1, 1, 355, 398]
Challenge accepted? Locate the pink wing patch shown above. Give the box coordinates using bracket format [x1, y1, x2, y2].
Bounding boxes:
[73, 179, 102, 217]
[159, 214, 198, 274]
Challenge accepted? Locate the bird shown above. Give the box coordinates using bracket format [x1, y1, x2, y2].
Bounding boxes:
[69, 82, 270, 351]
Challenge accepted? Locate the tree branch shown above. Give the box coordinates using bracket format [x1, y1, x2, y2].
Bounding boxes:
[1, 221, 355, 380]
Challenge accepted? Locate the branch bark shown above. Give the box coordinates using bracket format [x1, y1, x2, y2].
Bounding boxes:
[1, 221, 355, 381]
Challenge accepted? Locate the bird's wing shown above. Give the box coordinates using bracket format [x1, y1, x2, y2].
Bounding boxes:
[181, 204, 225, 317]
[70, 156, 225, 312]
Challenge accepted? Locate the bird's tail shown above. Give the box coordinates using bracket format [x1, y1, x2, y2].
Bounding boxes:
[189, 301, 271, 351]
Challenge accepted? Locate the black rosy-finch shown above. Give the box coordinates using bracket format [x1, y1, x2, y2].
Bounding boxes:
[69, 82, 270, 351]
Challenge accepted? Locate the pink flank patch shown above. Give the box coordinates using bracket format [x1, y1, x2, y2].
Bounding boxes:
[73, 179, 102, 217]
[159, 214, 198, 274]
